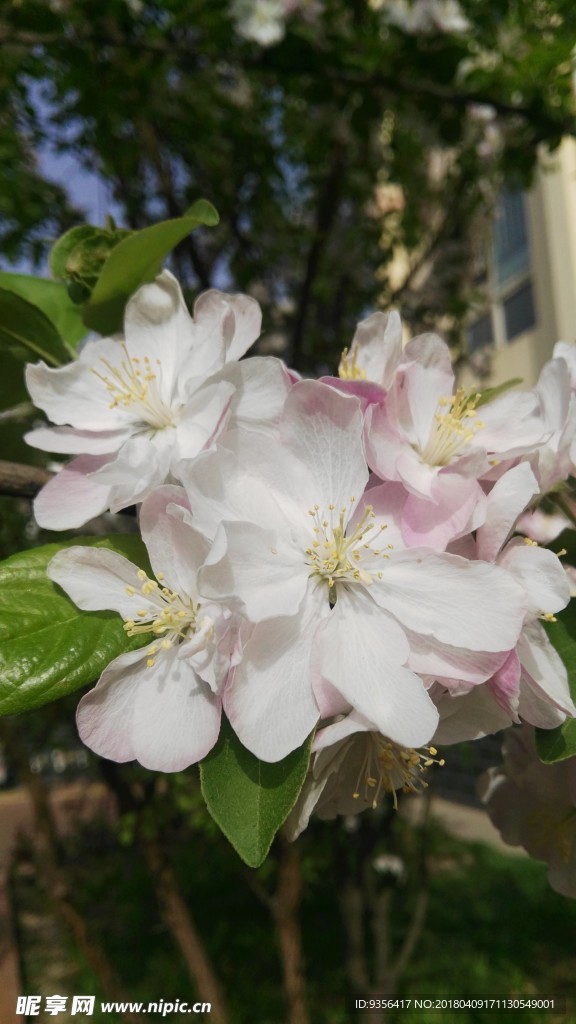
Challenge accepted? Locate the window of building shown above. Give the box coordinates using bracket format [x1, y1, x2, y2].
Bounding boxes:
[466, 190, 537, 352]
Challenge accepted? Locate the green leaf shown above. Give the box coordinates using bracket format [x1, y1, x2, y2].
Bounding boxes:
[200, 717, 312, 867]
[475, 377, 523, 407]
[535, 605, 576, 763]
[0, 287, 72, 367]
[0, 536, 151, 718]
[83, 200, 220, 336]
[0, 271, 87, 352]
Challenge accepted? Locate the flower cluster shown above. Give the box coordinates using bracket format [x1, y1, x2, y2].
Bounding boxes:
[26, 273, 576, 837]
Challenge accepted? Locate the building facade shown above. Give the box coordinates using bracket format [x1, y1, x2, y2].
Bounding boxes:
[460, 138, 576, 391]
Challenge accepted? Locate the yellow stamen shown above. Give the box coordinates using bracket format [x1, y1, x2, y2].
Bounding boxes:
[338, 343, 367, 381]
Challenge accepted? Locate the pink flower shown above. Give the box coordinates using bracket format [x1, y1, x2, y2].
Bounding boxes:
[179, 379, 526, 762]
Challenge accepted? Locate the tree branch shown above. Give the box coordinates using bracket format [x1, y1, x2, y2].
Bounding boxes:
[290, 142, 346, 369]
[271, 838, 309, 1024]
[0, 460, 52, 500]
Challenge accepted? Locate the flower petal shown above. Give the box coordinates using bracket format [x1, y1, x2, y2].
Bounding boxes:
[317, 588, 439, 748]
[224, 597, 324, 761]
[33, 455, 112, 529]
[372, 550, 525, 653]
[200, 520, 308, 622]
[77, 646, 221, 770]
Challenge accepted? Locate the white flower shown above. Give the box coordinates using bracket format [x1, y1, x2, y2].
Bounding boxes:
[285, 709, 445, 839]
[480, 725, 576, 899]
[25, 271, 288, 529]
[376, 0, 470, 35]
[47, 490, 239, 771]
[231, 0, 287, 45]
[181, 379, 526, 762]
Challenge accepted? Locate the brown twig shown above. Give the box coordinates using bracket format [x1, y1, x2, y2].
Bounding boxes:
[0, 460, 52, 500]
[98, 763, 232, 1024]
[290, 142, 346, 369]
[271, 837, 309, 1024]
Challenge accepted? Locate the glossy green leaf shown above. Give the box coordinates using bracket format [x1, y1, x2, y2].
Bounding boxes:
[535, 605, 576, 763]
[0, 287, 71, 367]
[0, 271, 87, 352]
[0, 536, 151, 717]
[200, 717, 312, 867]
[83, 200, 220, 335]
[476, 377, 523, 407]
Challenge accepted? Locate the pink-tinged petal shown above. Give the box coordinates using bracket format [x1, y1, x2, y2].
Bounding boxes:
[123, 271, 200, 400]
[406, 631, 511, 684]
[216, 356, 292, 431]
[476, 463, 539, 562]
[140, 487, 208, 600]
[402, 476, 484, 550]
[517, 683, 567, 729]
[364, 403, 407, 481]
[312, 674, 352, 719]
[24, 424, 130, 455]
[174, 379, 235, 460]
[33, 455, 112, 529]
[280, 380, 368, 511]
[132, 648, 221, 768]
[317, 589, 439, 748]
[77, 647, 221, 770]
[356, 481, 407, 549]
[394, 449, 437, 497]
[320, 376, 387, 408]
[48, 546, 163, 620]
[498, 541, 570, 618]
[224, 597, 324, 761]
[487, 650, 522, 718]
[432, 686, 513, 744]
[518, 622, 576, 718]
[77, 649, 146, 763]
[373, 550, 525, 653]
[193, 290, 261, 363]
[200, 520, 308, 622]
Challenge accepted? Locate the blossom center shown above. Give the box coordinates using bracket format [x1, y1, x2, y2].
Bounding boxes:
[353, 737, 445, 810]
[123, 569, 208, 668]
[305, 500, 390, 599]
[338, 343, 367, 381]
[92, 343, 177, 430]
[420, 387, 484, 466]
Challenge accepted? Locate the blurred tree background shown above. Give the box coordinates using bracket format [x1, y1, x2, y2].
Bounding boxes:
[1, 3, 576, 1021]
[0, 0, 574, 373]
